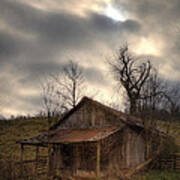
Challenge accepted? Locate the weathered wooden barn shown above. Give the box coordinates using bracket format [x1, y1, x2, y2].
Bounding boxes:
[18, 96, 158, 178]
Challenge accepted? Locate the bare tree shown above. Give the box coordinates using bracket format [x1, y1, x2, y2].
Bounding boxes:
[137, 70, 166, 117]
[41, 78, 67, 126]
[108, 45, 152, 114]
[41, 60, 85, 119]
[51, 60, 85, 109]
[164, 83, 180, 119]
[159, 82, 180, 135]
[135, 74, 180, 160]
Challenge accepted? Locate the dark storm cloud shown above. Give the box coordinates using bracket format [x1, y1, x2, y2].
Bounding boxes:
[0, 31, 18, 58]
[0, 0, 141, 66]
[84, 66, 109, 86]
[0, 0, 141, 75]
[0, 0, 141, 49]
[17, 62, 64, 88]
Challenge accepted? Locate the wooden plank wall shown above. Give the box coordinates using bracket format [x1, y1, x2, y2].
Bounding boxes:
[159, 154, 180, 170]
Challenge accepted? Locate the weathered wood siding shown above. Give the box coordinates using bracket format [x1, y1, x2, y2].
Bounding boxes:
[104, 127, 145, 170]
[122, 127, 145, 168]
[57, 102, 123, 129]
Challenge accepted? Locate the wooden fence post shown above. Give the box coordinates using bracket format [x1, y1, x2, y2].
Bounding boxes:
[174, 154, 176, 170]
[36, 146, 39, 161]
[35, 146, 39, 172]
[20, 144, 24, 177]
[96, 141, 101, 178]
[20, 144, 24, 164]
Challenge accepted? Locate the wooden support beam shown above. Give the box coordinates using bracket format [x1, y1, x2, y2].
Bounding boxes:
[96, 141, 101, 177]
[47, 144, 52, 179]
[72, 144, 78, 175]
[57, 144, 63, 169]
[91, 107, 95, 126]
[20, 144, 24, 175]
[56, 145, 63, 177]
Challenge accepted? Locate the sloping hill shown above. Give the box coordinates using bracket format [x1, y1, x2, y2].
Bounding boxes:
[0, 117, 50, 161]
[158, 120, 180, 150]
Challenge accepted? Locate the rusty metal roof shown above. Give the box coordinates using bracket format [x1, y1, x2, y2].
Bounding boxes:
[18, 126, 122, 145]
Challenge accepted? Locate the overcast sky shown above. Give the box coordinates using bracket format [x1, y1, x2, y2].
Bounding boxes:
[1, 0, 180, 117]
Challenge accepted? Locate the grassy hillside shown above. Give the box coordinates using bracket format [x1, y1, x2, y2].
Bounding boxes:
[0, 117, 48, 161]
[0, 117, 61, 179]
[158, 120, 180, 149]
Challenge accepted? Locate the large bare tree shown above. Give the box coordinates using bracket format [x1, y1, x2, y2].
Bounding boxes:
[109, 45, 152, 114]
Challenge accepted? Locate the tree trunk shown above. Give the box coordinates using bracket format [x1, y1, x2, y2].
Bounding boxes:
[72, 81, 76, 108]
[130, 98, 136, 115]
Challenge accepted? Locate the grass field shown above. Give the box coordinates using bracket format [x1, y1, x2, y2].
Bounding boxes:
[157, 120, 180, 149]
[0, 117, 48, 161]
[135, 170, 180, 180]
[0, 117, 179, 179]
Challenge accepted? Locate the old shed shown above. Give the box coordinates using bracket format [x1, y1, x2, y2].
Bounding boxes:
[18, 96, 153, 178]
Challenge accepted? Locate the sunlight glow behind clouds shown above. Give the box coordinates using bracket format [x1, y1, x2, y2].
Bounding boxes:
[20, 0, 125, 21]
[104, 4, 126, 21]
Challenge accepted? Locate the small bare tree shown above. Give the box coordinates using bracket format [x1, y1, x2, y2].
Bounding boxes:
[41, 60, 85, 119]
[164, 83, 180, 119]
[137, 70, 166, 118]
[51, 60, 85, 109]
[41, 78, 67, 127]
[108, 45, 152, 114]
[160, 83, 180, 135]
